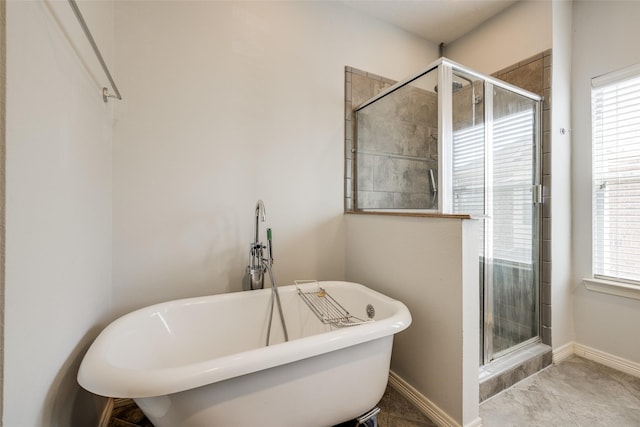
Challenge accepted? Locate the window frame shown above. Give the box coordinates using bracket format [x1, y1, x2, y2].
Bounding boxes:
[585, 63, 640, 299]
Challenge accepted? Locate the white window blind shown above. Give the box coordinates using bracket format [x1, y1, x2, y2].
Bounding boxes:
[452, 125, 485, 217]
[452, 124, 486, 258]
[492, 108, 535, 264]
[592, 65, 640, 284]
[452, 107, 535, 265]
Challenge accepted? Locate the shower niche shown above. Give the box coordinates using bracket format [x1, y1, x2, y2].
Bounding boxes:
[348, 58, 542, 366]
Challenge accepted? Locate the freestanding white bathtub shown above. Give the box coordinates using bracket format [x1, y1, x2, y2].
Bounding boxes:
[77, 281, 411, 427]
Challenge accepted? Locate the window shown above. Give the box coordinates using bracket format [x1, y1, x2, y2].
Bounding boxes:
[591, 64, 640, 285]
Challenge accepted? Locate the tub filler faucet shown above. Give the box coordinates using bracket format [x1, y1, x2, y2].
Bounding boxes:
[247, 200, 266, 290]
[245, 200, 288, 345]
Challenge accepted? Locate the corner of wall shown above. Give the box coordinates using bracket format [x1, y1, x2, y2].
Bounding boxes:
[550, 0, 575, 350]
[461, 219, 480, 425]
[4, 1, 113, 425]
[445, 0, 552, 74]
[0, 0, 6, 422]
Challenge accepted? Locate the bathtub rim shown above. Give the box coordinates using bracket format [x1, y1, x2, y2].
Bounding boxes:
[77, 280, 412, 398]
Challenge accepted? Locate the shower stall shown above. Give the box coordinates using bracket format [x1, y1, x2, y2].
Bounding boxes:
[352, 58, 542, 365]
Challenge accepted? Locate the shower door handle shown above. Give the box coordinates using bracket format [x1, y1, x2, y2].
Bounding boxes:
[532, 184, 543, 204]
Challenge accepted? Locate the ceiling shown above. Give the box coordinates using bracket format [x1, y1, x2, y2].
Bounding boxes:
[342, 0, 519, 45]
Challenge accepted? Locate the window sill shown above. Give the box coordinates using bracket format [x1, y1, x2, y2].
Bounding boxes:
[583, 278, 640, 300]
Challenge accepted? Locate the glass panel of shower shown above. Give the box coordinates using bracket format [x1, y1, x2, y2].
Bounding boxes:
[353, 58, 542, 366]
[354, 67, 439, 211]
[450, 70, 487, 364]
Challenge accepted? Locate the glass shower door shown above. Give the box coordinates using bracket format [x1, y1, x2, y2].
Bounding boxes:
[485, 85, 541, 361]
[452, 78, 541, 364]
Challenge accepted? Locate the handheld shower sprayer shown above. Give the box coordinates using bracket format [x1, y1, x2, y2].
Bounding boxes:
[267, 228, 274, 264]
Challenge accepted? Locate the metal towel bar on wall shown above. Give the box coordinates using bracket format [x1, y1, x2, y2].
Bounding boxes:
[67, 0, 122, 103]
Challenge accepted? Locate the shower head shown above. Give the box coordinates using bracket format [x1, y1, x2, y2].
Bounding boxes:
[434, 80, 464, 93]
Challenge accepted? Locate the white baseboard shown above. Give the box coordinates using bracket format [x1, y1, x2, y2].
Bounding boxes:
[553, 341, 640, 378]
[388, 371, 482, 427]
[573, 342, 640, 378]
[464, 417, 483, 427]
[552, 341, 575, 364]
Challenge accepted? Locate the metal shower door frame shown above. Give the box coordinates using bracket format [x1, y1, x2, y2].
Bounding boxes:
[480, 82, 543, 365]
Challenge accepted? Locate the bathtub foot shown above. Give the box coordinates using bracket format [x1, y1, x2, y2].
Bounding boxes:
[356, 407, 380, 427]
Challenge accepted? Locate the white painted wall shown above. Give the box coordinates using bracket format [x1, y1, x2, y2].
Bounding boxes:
[445, 0, 552, 75]
[346, 215, 480, 426]
[112, 1, 438, 316]
[571, 0, 640, 364]
[5, 1, 113, 425]
[550, 0, 574, 354]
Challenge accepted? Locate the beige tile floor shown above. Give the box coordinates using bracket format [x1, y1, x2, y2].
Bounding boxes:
[380, 355, 640, 426]
[480, 356, 640, 426]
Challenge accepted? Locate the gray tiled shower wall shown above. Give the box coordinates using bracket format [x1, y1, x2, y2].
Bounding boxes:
[346, 67, 438, 210]
[490, 260, 538, 352]
[344, 67, 395, 211]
